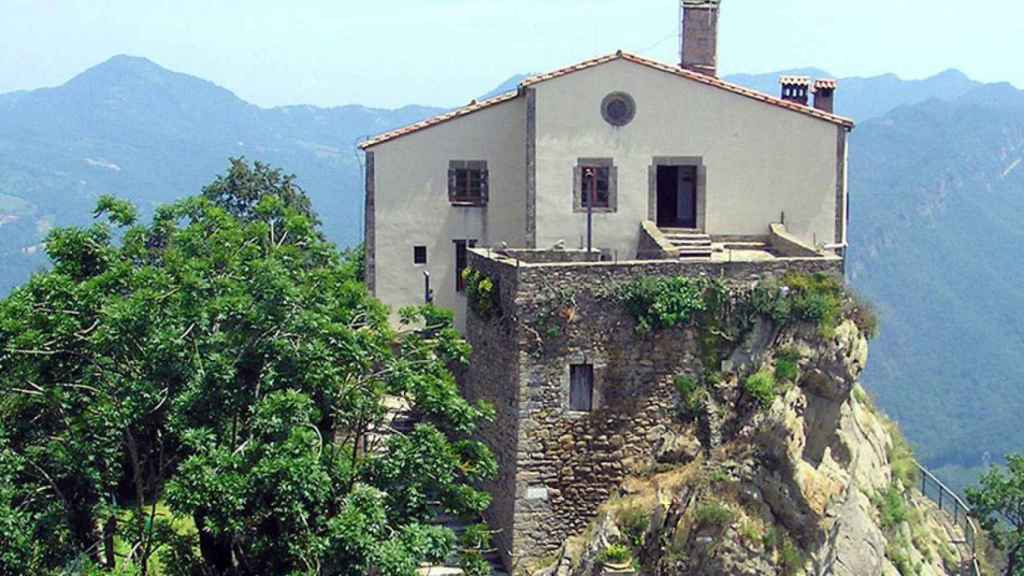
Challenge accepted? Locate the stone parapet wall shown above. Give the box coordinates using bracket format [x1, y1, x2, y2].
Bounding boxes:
[461, 250, 844, 571]
[513, 257, 842, 303]
[497, 248, 603, 264]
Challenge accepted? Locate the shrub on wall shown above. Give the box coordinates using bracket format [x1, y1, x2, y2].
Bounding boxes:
[618, 276, 728, 335]
[462, 268, 501, 320]
[597, 544, 633, 565]
[744, 370, 778, 408]
[674, 375, 707, 418]
[745, 271, 879, 339]
[773, 348, 801, 383]
[693, 501, 736, 530]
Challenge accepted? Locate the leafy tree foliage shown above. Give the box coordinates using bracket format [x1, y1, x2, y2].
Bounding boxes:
[967, 454, 1024, 576]
[0, 160, 495, 575]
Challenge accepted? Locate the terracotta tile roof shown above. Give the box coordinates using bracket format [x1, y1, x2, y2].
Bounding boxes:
[359, 52, 853, 149]
[359, 91, 521, 149]
[814, 79, 838, 90]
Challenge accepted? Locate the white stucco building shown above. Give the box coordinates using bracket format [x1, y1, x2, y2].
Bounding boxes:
[360, 1, 854, 328]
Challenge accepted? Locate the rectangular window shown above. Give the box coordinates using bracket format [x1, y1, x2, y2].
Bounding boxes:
[580, 166, 611, 208]
[569, 364, 594, 412]
[413, 245, 427, 265]
[448, 161, 489, 206]
[575, 159, 616, 213]
[454, 239, 477, 292]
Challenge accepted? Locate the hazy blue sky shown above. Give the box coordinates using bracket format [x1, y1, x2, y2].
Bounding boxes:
[1, 0, 1020, 109]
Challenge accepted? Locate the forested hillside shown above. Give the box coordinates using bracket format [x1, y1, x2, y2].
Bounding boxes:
[0, 55, 442, 294]
[844, 83, 1024, 491]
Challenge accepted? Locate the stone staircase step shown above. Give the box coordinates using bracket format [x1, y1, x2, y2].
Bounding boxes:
[666, 238, 712, 247]
[658, 229, 712, 258]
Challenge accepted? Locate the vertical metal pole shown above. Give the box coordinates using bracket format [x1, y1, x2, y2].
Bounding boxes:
[585, 167, 595, 253]
[424, 271, 433, 304]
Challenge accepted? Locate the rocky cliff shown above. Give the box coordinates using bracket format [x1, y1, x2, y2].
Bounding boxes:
[533, 318, 967, 576]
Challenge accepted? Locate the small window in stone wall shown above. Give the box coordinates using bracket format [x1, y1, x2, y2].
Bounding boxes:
[569, 364, 594, 412]
[413, 245, 427, 265]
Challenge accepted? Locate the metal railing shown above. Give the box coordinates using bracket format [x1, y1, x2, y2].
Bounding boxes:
[916, 463, 983, 575]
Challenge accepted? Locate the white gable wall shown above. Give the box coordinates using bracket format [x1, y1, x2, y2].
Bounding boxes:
[370, 97, 527, 327]
[532, 59, 842, 254]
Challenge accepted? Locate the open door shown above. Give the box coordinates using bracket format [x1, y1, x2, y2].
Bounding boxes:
[656, 165, 698, 229]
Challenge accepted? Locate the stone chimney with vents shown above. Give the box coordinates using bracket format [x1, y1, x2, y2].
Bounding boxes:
[813, 79, 837, 113]
[680, 0, 721, 77]
[779, 76, 811, 106]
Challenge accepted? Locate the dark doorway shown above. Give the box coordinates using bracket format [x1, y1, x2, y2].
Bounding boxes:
[656, 165, 698, 229]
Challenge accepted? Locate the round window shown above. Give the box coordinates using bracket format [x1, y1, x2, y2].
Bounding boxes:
[601, 92, 636, 127]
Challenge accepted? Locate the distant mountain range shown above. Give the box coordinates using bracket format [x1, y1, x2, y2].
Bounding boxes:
[1, 55, 1020, 491]
[727, 67, 982, 122]
[0, 55, 443, 291]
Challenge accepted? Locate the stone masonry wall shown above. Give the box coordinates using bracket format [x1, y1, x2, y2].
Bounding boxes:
[462, 251, 843, 571]
[458, 251, 523, 568]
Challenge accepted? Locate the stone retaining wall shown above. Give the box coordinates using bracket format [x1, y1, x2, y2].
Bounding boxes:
[460, 250, 843, 571]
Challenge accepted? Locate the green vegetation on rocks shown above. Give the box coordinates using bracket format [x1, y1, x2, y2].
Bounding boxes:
[744, 371, 778, 409]
[674, 375, 706, 418]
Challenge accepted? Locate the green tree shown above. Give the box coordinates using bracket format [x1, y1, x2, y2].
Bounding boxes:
[0, 159, 495, 575]
[967, 454, 1024, 576]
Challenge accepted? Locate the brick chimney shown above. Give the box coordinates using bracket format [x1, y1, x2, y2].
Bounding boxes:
[680, 0, 721, 77]
[813, 79, 837, 114]
[779, 76, 811, 106]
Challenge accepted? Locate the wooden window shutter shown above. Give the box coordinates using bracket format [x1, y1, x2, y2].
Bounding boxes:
[569, 364, 594, 412]
[480, 167, 489, 204]
[447, 168, 458, 202]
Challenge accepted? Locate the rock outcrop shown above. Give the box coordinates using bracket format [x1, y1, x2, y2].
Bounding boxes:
[536, 319, 965, 576]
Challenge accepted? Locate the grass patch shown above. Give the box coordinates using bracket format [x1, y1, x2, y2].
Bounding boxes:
[849, 292, 880, 339]
[693, 501, 735, 530]
[885, 535, 923, 576]
[616, 504, 649, 548]
[744, 370, 778, 409]
[883, 418, 920, 488]
[738, 519, 763, 547]
[852, 385, 874, 411]
[747, 272, 849, 337]
[674, 375, 707, 418]
[773, 348, 801, 383]
[851, 384, 919, 487]
[872, 483, 910, 530]
[761, 526, 805, 576]
[778, 537, 806, 576]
